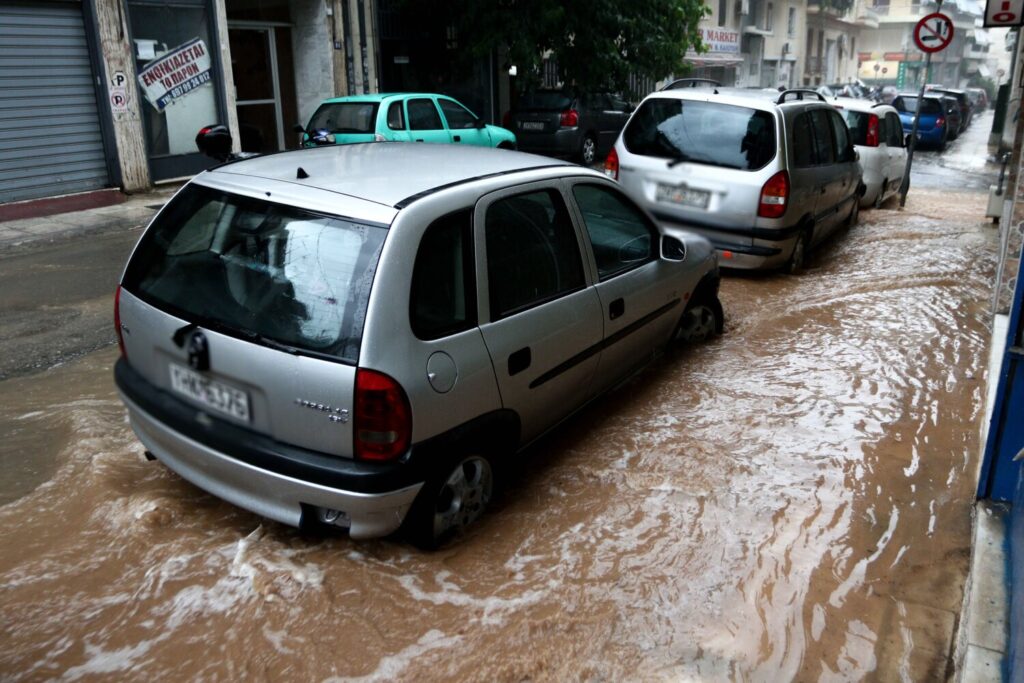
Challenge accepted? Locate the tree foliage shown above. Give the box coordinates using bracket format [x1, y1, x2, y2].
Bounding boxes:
[409, 0, 710, 93]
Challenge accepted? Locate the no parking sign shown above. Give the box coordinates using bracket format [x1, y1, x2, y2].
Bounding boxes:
[913, 13, 954, 54]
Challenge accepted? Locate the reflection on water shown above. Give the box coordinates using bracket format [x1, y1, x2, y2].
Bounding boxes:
[0, 189, 996, 680]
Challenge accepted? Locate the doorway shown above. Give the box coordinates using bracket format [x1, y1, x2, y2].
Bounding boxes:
[227, 23, 298, 153]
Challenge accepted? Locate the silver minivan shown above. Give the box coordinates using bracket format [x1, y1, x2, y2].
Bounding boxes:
[604, 88, 863, 272]
[114, 144, 722, 547]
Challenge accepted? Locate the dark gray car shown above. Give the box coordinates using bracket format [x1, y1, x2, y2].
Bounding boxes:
[506, 91, 633, 165]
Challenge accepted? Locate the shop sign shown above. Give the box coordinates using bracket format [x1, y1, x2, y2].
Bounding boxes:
[137, 38, 212, 112]
[698, 28, 741, 53]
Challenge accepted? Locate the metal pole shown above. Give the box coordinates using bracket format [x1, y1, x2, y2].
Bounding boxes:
[899, 0, 942, 208]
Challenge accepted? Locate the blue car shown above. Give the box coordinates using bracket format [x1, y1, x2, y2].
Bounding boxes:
[893, 93, 949, 150]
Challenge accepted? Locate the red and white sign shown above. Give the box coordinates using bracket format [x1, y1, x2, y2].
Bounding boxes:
[698, 27, 740, 53]
[984, 0, 1024, 26]
[137, 38, 212, 111]
[913, 13, 954, 53]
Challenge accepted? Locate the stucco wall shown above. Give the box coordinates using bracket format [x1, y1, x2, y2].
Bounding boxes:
[292, 0, 337, 124]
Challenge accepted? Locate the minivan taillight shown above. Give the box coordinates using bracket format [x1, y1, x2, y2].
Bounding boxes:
[604, 147, 619, 180]
[114, 285, 126, 357]
[865, 114, 880, 147]
[758, 170, 789, 219]
[559, 109, 579, 127]
[936, 117, 945, 128]
[354, 369, 411, 461]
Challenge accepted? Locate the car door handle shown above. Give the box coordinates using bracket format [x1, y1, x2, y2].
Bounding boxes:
[415, 138, 424, 142]
[609, 298, 625, 320]
[508, 347, 531, 376]
[453, 135, 461, 142]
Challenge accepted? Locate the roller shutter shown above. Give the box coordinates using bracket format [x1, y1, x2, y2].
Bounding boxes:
[0, 1, 109, 204]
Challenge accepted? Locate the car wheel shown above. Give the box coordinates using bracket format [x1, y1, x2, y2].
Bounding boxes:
[873, 181, 887, 209]
[406, 454, 494, 549]
[675, 293, 723, 343]
[938, 131, 948, 152]
[579, 135, 597, 165]
[784, 228, 810, 274]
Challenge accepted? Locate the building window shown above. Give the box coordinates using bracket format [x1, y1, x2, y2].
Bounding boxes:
[788, 7, 797, 37]
[719, 0, 727, 26]
[766, 2, 774, 30]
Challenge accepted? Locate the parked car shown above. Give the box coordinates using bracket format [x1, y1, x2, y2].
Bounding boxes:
[604, 88, 862, 273]
[893, 93, 950, 150]
[833, 98, 907, 208]
[504, 90, 633, 164]
[928, 87, 972, 132]
[299, 93, 516, 149]
[966, 87, 989, 110]
[941, 96, 963, 140]
[113, 141, 722, 548]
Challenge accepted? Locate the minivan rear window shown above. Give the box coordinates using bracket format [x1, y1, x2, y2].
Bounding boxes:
[843, 110, 871, 146]
[518, 91, 573, 111]
[306, 102, 379, 133]
[622, 99, 776, 170]
[123, 184, 387, 363]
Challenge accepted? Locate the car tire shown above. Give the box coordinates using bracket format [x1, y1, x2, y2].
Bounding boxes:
[579, 134, 597, 165]
[675, 293, 724, 344]
[784, 227, 811, 274]
[404, 453, 495, 549]
[938, 131, 948, 152]
[873, 181, 887, 209]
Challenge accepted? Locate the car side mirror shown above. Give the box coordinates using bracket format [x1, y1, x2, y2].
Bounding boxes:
[661, 234, 686, 261]
[474, 118, 486, 129]
[904, 134, 912, 148]
[195, 124, 233, 162]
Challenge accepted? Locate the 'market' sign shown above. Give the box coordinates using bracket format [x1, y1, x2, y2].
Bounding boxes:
[137, 38, 212, 111]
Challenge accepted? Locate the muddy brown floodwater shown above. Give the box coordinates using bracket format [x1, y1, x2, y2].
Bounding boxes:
[0, 186, 997, 681]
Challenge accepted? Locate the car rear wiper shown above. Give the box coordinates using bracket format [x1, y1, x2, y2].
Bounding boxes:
[666, 154, 691, 168]
[240, 330, 301, 355]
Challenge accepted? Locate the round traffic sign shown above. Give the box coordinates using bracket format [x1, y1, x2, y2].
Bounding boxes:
[913, 12, 954, 53]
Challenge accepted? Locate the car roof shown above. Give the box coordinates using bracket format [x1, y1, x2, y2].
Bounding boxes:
[203, 143, 571, 210]
[641, 87, 782, 111]
[317, 92, 455, 104]
[896, 92, 944, 100]
[831, 97, 897, 114]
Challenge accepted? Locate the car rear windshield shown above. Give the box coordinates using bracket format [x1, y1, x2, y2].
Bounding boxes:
[843, 110, 872, 145]
[123, 183, 387, 363]
[895, 97, 942, 115]
[517, 91, 573, 111]
[306, 102, 379, 133]
[622, 98, 776, 170]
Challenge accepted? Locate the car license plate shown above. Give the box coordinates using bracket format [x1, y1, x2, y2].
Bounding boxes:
[521, 121, 544, 131]
[656, 183, 710, 209]
[169, 364, 250, 422]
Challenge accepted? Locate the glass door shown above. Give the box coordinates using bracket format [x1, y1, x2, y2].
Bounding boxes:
[228, 26, 284, 153]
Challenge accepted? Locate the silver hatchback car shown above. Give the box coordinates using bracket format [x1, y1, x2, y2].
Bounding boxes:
[114, 144, 722, 546]
[605, 88, 862, 272]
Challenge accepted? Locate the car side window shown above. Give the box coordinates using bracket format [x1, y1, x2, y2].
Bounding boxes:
[828, 110, 854, 162]
[438, 98, 478, 130]
[572, 183, 656, 280]
[485, 189, 585, 319]
[387, 101, 405, 130]
[408, 98, 444, 130]
[792, 112, 816, 168]
[410, 209, 476, 340]
[809, 109, 835, 165]
[886, 113, 904, 146]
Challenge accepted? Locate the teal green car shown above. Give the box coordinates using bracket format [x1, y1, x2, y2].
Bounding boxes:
[299, 93, 517, 149]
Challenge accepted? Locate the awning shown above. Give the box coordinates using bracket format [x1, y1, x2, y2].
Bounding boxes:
[978, 63, 992, 78]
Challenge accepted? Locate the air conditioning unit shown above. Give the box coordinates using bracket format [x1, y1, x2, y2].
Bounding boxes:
[782, 41, 792, 54]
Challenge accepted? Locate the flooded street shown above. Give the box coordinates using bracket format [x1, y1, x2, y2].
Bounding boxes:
[0, 118, 1000, 681]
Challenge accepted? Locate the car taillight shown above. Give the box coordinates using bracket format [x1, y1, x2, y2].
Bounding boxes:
[603, 147, 619, 180]
[936, 117, 945, 128]
[502, 111, 511, 128]
[559, 109, 579, 127]
[865, 114, 879, 147]
[354, 369, 411, 461]
[758, 170, 789, 219]
[114, 285, 126, 357]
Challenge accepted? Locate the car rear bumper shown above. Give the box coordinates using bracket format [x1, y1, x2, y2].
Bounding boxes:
[650, 211, 791, 270]
[515, 128, 581, 157]
[114, 359, 423, 539]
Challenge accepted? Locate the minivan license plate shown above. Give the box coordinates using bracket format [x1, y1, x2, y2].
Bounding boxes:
[169, 364, 250, 422]
[521, 121, 544, 131]
[656, 183, 710, 209]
